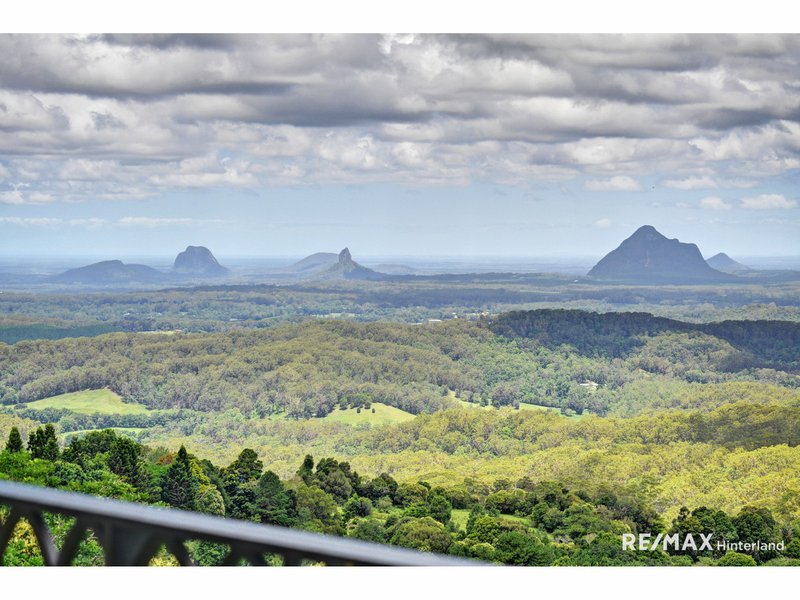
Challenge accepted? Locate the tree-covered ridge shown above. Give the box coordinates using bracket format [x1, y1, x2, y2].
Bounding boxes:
[489, 309, 800, 368]
[1, 313, 798, 427]
[2, 427, 798, 567]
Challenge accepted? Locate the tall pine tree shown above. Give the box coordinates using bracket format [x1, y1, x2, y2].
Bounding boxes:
[5, 426, 23, 453]
[161, 446, 199, 510]
[27, 424, 59, 460]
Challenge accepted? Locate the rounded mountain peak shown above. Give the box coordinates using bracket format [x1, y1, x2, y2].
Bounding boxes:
[173, 246, 229, 276]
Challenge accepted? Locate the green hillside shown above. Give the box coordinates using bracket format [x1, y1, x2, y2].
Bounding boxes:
[22, 389, 150, 415]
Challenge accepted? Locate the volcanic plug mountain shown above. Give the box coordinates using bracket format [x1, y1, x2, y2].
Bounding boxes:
[588, 226, 731, 283]
[706, 252, 751, 274]
[173, 246, 229, 277]
[316, 248, 386, 280]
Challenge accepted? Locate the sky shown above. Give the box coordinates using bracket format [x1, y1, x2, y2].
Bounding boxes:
[1, 32, 799, 259]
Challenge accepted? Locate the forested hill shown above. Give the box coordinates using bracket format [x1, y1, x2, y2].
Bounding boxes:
[489, 309, 800, 367]
[1, 310, 798, 424]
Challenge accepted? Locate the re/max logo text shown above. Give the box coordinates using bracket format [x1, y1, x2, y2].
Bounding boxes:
[622, 533, 714, 552]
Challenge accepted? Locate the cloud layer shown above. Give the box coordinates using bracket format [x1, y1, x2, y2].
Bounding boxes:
[0, 34, 799, 203]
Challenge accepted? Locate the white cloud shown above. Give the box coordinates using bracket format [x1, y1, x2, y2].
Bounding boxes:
[117, 217, 228, 227]
[594, 218, 612, 228]
[740, 194, 797, 210]
[584, 176, 643, 192]
[664, 175, 718, 190]
[699, 196, 732, 210]
[0, 216, 107, 227]
[0, 189, 54, 205]
[0, 216, 61, 226]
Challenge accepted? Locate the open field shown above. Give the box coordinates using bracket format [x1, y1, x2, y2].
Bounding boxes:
[322, 402, 416, 426]
[22, 389, 150, 415]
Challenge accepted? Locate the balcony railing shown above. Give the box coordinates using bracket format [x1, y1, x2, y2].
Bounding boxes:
[0, 480, 476, 566]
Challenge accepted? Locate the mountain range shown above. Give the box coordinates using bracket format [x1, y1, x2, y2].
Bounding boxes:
[48, 246, 229, 285]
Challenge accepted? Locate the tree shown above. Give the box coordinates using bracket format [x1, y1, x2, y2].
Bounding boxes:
[223, 449, 263, 488]
[343, 496, 373, 521]
[389, 517, 453, 554]
[27, 424, 59, 461]
[426, 491, 452, 524]
[107, 436, 145, 486]
[493, 531, 554, 566]
[161, 446, 198, 510]
[297, 454, 314, 484]
[5, 427, 23, 453]
[254, 471, 296, 526]
[222, 449, 264, 520]
[295, 485, 340, 533]
[349, 518, 386, 543]
[717, 551, 757, 566]
[733, 506, 779, 563]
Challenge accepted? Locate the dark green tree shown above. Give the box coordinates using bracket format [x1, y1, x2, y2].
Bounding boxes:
[733, 506, 779, 563]
[27, 424, 59, 461]
[254, 470, 296, 527]
[221, 449, 264, 520]
[5, 427, 23, 453]
[107, 436, 145, 486]
[493, 531, 554, 566]
[343, 496, 373, 521]
[161, 446, 198, 510]
[297, 454, 314, 484]
[427, 490, 453, 524]
[223, 449, 263, 487]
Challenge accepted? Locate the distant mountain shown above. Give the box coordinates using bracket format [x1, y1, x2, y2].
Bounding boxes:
[173, 246, 229, 277]
[706, 252, 751, 274]
[375, 263, 417, 275]
[588, 225, 732, 283]
[315, 248, 387, 281]
[48, 260, 168, 284]
[285, 252, 339, 274]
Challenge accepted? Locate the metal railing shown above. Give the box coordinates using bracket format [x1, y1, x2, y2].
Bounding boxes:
[0, 480, 475, 566]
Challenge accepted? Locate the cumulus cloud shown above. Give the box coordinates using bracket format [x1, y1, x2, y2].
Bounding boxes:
[699, 196, 732, 210]
[594, 217, 612, 228]
[740, 194, 798, 209]
[663, 175, 718, 190]
[0, 34, 798, 202]
[584, 176, 643, 192]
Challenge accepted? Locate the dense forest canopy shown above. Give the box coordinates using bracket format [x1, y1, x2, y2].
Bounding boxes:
[1, 308, 799, 567]
[2, 426, 798, 566]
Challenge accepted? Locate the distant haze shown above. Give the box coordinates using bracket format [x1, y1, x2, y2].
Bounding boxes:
[1, 34, 798, 259]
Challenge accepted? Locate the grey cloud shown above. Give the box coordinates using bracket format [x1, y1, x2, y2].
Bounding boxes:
[0, 34, 798, 200]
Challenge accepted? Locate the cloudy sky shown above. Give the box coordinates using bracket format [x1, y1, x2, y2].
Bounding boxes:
[0, 33, 798, 259]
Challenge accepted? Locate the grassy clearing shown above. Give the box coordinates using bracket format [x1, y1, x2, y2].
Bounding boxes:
[451, 509, 529, 531]
[451, 508, 470, 530]
[24, 389, 150, 415]
[60, 427, 145, 441]
[518, 402, 562, 414]
[322, 402, 415, 426]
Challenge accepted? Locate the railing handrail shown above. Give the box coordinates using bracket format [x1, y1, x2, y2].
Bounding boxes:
[0, 480, 477, 566]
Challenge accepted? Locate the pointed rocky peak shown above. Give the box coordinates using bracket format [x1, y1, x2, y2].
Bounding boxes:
[588, 226, 731, 283]
[629, 225, 667, 242]
[315, 247, 387, 281]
